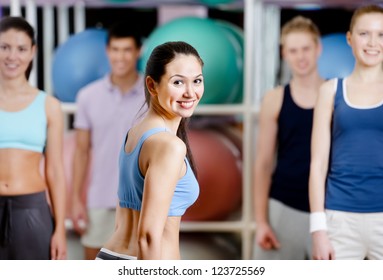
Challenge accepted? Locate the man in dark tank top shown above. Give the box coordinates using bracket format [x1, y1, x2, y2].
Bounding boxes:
[252, 15, 324, 260]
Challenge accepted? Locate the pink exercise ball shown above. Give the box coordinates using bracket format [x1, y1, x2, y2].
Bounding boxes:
[183, 129, 242, 221]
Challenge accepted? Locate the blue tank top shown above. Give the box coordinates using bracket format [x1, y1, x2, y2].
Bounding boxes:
[326, 78, 383, 212]
[0, 91, 47, 153]
[118, 127, 199, 216]
[269, 84, 313, 212]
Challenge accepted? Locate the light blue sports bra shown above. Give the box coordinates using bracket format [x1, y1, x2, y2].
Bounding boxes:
[0, 91, 47, 153]
[118, 127, 199, 216]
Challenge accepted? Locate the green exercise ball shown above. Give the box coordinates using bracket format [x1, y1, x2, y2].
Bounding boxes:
[199, 0, 235, 5]
[214, 20, 244, 104]
[140, 17, 241, 105]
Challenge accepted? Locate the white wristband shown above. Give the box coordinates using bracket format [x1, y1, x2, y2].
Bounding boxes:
[310, 212, 327, 233]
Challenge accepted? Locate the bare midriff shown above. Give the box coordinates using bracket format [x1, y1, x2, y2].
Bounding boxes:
[0, 148, 46, 195]
[104, 206, 181, 259]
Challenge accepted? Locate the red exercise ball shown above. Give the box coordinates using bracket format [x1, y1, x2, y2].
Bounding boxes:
[183, 128, 242, 221]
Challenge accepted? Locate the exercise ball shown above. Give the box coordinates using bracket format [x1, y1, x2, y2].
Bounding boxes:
[318, 33, 355, 79]
[52, 29, 110, 102]
[139, 17, 241, 104]
[214, 20, 244, 103]
[183, 128, 242, 221]
[199, 0, 235, 5]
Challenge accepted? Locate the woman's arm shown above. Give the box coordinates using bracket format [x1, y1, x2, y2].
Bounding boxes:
[137, 133, 186, 259]
[44, 95, 67, 260]
[309, 79, 336, 260]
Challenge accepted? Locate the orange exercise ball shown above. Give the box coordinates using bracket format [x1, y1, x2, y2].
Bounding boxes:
[183, 128, 242, 221]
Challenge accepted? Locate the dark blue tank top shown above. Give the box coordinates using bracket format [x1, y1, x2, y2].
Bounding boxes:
[269, 84, 313, 212]
[326, 78, 383, 212]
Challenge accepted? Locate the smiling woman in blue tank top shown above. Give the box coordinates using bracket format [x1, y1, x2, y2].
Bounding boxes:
[310, 5, 383, 260]
[97, 41, 204, 260]
[0, 16, 67, 259]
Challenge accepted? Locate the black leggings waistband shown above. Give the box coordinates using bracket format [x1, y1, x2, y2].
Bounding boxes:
[0, 191, 48, 246]
[96, 248, 137, 260]
[0, 191, 48, 208]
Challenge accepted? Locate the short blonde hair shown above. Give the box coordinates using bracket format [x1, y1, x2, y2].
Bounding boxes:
[349, 4, 383, 33]
[280, 16, 321, 46]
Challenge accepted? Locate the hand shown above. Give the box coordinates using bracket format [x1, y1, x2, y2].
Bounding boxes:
[312, 230, 335, 260]
[256, 222, 280, 250]
[50, 229, 67, 260]
[71, 197, 88, 235]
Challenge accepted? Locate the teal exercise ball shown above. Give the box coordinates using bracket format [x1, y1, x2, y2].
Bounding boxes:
[214, 20, 244, 103]
[52, 29, 110, 102]
[318, 33, 355, 79]
[140, 17, 241, 104]
[199, 0, 235, 5]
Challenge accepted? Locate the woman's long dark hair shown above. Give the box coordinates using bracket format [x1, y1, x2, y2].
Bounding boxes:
[144, 41, 204, 175]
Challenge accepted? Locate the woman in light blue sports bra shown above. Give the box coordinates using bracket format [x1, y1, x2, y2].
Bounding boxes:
[0, 17, 67, 259]
[97, 41, 204, 260]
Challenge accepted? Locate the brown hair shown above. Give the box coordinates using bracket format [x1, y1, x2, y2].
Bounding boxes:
[280, 16, 320, 46]
[349, 4, 383, 33]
